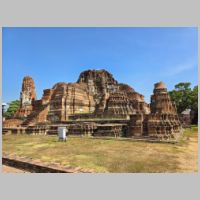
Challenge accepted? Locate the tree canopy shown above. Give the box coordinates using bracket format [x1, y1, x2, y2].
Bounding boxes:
[169, 82, 198, 124]
[3, 100, 20, 119]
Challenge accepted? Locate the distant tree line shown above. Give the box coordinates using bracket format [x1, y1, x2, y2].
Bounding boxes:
[169, 82, 198, 124]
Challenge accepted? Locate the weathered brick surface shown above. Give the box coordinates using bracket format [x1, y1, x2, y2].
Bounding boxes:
[14, 76, 36, 118]
[3, 71, 182, 141]
[3, 119, 23, 128]
[129, 82, 182, 140]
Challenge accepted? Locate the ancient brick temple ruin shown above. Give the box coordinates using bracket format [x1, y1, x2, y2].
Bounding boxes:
[3, 69, 182, 141]
[15, 76, 37, 118]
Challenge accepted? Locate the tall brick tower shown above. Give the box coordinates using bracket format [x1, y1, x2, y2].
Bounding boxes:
[128, 81, 182, 140]
[150, 81, 177, 114]
[14, 76, 36, 118]
[147, 81, 182, 139]
[20, 76, 36, 107]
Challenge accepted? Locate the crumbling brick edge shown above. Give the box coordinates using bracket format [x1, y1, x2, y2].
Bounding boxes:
[2, 154, 95, 173]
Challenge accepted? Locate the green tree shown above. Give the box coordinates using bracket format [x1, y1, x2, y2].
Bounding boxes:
[169, 82, 198, 124]
[175, 82, 191, 90]
[4, 100, 20, 119]
[190, 85, 198, 124]
[169, 82, 192, 114]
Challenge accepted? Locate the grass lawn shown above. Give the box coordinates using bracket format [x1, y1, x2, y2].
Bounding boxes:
[2, 126, 198, 173]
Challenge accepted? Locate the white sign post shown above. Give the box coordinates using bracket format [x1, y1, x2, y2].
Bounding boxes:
[58, 126, 68, 141]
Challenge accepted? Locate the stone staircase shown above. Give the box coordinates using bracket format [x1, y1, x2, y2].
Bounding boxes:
[94, 94, 109, 116]
[22, 104, 48, 126]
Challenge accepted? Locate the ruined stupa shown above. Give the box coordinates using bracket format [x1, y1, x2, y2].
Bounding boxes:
[3, 69, 182, 141]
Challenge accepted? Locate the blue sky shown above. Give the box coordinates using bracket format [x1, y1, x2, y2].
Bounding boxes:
[2, 27, 198, 103]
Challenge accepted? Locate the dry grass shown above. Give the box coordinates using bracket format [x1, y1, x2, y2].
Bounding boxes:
[2, 127, 198, 173]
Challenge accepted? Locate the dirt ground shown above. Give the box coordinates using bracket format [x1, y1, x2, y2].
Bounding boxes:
[2, 165, 29, 173]
[176, 136, 198, 172]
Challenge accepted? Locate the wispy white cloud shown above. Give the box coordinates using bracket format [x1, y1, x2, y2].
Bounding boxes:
[165, 60, 197, 76]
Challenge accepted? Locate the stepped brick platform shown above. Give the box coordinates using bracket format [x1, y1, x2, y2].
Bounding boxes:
[3, 69, 182, 141]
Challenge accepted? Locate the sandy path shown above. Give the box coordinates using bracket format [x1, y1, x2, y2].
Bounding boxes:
[2, 165, 29, 173]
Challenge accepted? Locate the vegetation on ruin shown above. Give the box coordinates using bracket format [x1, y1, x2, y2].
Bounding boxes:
[2, 126, 198, 173]
[169, 82, 198, 124]
[4, 100, 20, 119]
